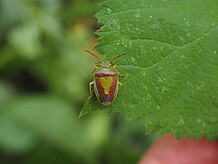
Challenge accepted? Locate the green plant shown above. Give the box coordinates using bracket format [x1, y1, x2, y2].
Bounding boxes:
[81, 0, 218, 141]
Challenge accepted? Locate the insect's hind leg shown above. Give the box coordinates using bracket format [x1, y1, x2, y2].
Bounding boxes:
[88, 81, 94, 99]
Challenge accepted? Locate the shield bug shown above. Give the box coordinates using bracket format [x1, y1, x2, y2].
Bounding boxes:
[85, 50, 126, 105]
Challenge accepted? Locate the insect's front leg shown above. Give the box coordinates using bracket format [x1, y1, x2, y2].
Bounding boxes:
[111, 59, 118, 67]
[118, 82, 123, 89]
[94, 63, 102, 69]
[111, 64, 117, 68]
[88, 81, 94, 99]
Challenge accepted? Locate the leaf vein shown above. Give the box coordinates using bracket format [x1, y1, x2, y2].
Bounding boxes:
[98, 6, 218, 19]
[122, 25, 217, 84]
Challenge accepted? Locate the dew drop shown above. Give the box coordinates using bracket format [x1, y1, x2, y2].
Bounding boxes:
[143, 85, 147, 89]
[131, 57, 135, 62]
[179, 36, 184, 41]
[214, 50, 217, 54]
[157, 105, 160, 109]
[150, 15, 153, 18]
[157, 66, 162, 71]
[161, 87, 168, 92]
[153, 47, 156, 50]
[151, 24, 160, 29]
[131, 105, 134, 108]
[186, 22, 190, 26]
[107, 18, 119, 30]
[107, 8, 113, 13]
[143, 72, 146, 76]
[177, 118, 185, 125]
[158, 77, 163, 83]
[135, 10, 140, 18]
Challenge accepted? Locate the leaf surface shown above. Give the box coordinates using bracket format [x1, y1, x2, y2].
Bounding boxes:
[81, 0, 218, 141]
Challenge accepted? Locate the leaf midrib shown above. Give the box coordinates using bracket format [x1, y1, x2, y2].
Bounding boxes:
[120, 25, 217, 85]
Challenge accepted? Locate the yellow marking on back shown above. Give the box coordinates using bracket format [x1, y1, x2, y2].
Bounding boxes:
[99, 77, 113, 94]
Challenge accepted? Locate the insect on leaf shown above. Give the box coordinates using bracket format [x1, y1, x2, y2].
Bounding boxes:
[81, 0, 218, 141]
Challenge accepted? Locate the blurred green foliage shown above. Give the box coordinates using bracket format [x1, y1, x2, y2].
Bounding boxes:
[0, 0, 158, 163]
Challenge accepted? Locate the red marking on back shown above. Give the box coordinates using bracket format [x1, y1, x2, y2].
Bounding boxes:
[95, 76, 104, 97]
[109, 76, 118, 97]
[96, 72, 117, 77]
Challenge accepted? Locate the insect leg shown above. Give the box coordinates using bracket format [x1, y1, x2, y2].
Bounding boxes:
[111, 59, 119, 67]
[88, 81, 94, 99]
[94, 64, 101, 68]
[111, 64, 117, 68]
[118, 82, 123, 88]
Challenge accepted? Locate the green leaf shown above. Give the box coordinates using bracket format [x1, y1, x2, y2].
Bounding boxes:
[81, 0, 218, 141]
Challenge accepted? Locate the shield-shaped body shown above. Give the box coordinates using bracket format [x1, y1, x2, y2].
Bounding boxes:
[93, 67, 119, 105]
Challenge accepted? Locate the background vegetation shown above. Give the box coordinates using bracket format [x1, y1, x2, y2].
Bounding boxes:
[0, 0, 157, 163]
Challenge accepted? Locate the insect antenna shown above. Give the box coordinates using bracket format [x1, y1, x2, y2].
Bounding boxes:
[84, 50, 102, 62]
[110, 53, 127, 63]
